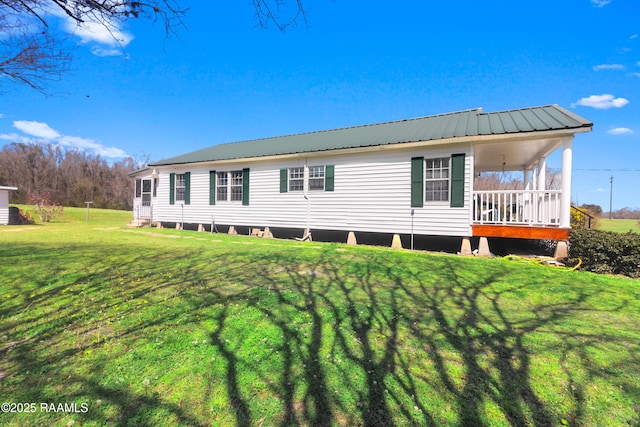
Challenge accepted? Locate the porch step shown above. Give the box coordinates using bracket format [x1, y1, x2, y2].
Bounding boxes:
[126, 219, 152, 228]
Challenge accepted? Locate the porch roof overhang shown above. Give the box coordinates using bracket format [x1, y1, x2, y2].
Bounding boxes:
[473, 127, 591, 173]
[127, 168, 151, 178]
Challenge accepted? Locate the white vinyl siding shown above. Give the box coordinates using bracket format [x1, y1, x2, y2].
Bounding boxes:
[150, 144, 471, 237]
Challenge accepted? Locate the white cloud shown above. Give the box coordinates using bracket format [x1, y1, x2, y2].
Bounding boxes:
[0, 120, 128, 158]
[593, 64, 625, 71]
[0, 133, 32, 144]
[91, 46, 125, 57]
[44, 4, 134, 57]
[607, 127, 633, 135]
[64, 19, 134, 48]
[59, 135, 128, 158]
[592, 0, 612, 7]
[631, 34, 638, 40]
[631, 73, 640, 78]
[572, 94, 629, 109]
[596, 188, 607, 193]
[0, 113, 4, 118]
[14, 120, 61, 139]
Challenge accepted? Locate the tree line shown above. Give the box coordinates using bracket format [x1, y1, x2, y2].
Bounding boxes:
[0, 142, 137, 210]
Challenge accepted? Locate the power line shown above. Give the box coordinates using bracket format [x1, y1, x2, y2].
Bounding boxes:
[575, 168, 640, 172]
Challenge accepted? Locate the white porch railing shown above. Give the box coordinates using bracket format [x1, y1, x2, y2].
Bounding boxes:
[134, 204, 153, 221]
[473, 190, 561, 226]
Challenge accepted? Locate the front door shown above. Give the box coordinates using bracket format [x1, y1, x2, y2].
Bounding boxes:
[140, 179, 152, 219]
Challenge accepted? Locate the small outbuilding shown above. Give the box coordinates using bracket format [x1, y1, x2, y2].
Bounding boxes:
[0, 186, 18, 225]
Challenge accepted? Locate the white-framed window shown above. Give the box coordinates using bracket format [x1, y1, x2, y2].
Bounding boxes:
[289, 167, 304, 192]
[281, 165, 334, 193]
[308, 165, 325, 191]
[425, 157, 449, 202]
[217, 170, 243, 202]
[217, 172, 228, 201]
[175, 173, 186, 201]
[231, 171, 243, 201]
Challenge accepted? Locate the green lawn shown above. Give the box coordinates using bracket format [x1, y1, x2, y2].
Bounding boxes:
[597, 218, 640, 233]
[1, 207, 639, 426]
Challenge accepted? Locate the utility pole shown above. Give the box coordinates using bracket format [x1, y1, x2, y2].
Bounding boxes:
[609, 176, 614, 220]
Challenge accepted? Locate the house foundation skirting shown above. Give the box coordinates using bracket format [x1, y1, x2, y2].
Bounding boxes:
[155, 222, 569, 255]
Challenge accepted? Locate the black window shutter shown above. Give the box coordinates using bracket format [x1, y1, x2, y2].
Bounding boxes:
[280, 168, 288, 193]
[242, 168, 250, 205]
[411, 157, 424, 208]
[325, 165, 335, 192]
[184, 172, 191, 205]
[450, 154, 465, 208]
[169, 173, 175, 205]
[209, 171, 216, 205]
[135, 179, 141, 198]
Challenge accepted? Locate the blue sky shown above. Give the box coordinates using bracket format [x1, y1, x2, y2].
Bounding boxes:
[0, 0, 638, 210]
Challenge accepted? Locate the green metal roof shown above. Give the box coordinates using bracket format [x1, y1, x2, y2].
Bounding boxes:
[151, 104, 592, 166]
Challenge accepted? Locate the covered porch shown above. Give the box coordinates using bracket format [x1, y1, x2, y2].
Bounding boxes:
[469, 133, 577, 242]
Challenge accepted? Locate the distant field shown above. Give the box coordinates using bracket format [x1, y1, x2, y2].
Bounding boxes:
[1, 207, 639, 426]
[597, 218, 640, 233]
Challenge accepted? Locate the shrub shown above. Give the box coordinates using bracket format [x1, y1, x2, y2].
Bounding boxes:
[30, 192, 64, 223]
[569, 229, 640, 278]
[571, 206, 599, 229]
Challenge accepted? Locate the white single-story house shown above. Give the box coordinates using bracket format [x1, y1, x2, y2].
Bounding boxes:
[0, 186, 18, 225]
[130, 105, 592, 252]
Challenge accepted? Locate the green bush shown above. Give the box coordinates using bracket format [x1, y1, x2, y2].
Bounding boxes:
[569, 229, 640, 278]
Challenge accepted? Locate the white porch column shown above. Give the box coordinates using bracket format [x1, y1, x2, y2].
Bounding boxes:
[531, 164, 538, 191]
[537, 156, 547, 191]
[524, 169, 531, 190]
[560, 137, 573, 228]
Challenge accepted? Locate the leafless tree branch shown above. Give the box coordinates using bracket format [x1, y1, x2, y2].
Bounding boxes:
[252, 0, 307, 31]
[0, 1, 309, 93]
[0, 0, 188, 92]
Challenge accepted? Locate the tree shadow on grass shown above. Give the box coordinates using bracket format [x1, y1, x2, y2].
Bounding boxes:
[1, 236, 639, 426]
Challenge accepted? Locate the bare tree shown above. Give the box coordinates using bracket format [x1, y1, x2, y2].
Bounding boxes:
[1, 1, 310, 92]
[0, 11, 70, 92]
[0, 0, 188, 92]
[0, 142, 137, 208]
